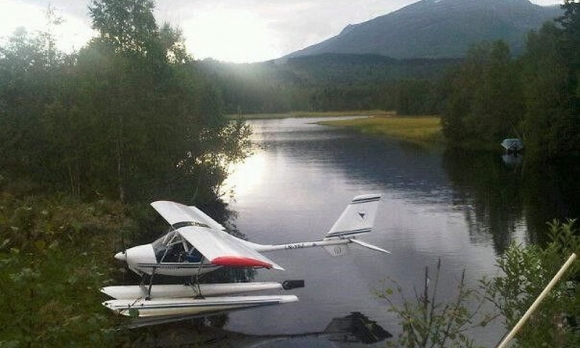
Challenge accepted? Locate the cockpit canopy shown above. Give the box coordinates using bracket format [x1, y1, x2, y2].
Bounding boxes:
[151, 230, 203, 263]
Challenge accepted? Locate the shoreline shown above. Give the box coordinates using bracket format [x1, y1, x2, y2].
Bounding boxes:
[226, 110, 394, 120]
[227, 111, 444, 147]
[318, 114, 444, 147]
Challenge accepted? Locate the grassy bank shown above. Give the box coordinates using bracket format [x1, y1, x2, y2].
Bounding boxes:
[319, 115, 444, 146]
[226, 110, 393, 120]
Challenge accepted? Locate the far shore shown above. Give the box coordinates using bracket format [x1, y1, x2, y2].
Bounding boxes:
[226, 110, 394, 120]
[318, 114, 443, 146]
[227, 111, 444, 147]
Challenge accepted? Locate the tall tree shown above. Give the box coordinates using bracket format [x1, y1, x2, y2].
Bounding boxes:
[519, 0, 580, 160]
[80, 0, 251, 202]
[471, 41, 524, 143]
[0, 26, 61, 180]
[89, 0, 158, 57]
[442, 41, 524, 148]
[557, 0, 580, 77]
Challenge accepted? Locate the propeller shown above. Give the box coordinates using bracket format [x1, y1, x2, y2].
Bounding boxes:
[115, 230, 131, 284]
[115, 232, 128, 261]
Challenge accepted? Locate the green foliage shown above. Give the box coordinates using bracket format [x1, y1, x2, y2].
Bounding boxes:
[481, 219, 580, 347]
[378, 259, 496, 348]
[0, 1, 251, 203]
[321, 115, 443, 146]
[199, 55, 461, 115]
[0, 194, 137, 347]
[520, 21, 578, 160]
[442, 3, 580, 160]
[89, 0, 158, 57]
[394, 80, 440, 116]
[441, 41, 524, 149]
[380, 220, 579, 348]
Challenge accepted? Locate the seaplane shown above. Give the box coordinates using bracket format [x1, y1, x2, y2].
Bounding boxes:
[102, 193, 389, 319]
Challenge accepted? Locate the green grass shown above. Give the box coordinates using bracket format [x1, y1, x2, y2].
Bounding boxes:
[319, 115, 444, 146]
[226, 110, 393, 120]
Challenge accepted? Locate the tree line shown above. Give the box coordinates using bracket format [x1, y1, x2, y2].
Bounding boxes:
[441, 1, 580, 160]
[0, 0, 250, 204]
[198, 54, 457, 115]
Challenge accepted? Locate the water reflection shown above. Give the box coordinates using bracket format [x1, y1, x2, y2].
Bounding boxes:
[222, 118, 498, 345]
[442, 149, 526, 252]
[217, 117, 579, 346]
[501, 153, 523, 168]
[443, 149, 580, 248]
[130, 312, 391, 347]
[520, 159, 580, 244]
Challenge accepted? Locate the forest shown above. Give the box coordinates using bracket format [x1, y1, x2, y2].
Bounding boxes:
[199, 54, 458, 114]
[1, 0, 579, 346]
[441, 1, 580, 160]
[0, 1, 250, 204]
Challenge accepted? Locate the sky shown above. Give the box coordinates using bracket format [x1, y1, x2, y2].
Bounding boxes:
[0, 0, 565, 63]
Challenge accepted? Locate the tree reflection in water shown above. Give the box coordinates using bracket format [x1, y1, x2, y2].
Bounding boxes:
[128, 311, 392, 347]
[442, 149, 580, 252]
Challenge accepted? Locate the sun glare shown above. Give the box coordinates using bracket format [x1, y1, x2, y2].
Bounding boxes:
[0, 0, 94, 53]
[181, 8, 279, 63]
[0, 1, 45, 36]
[221, 150, 266, 200]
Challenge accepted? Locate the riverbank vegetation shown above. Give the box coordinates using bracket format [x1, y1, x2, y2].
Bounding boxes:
[319, 115, 444, 146]
[227, 109, 391, 120]
[0, 193, 132, 346]
[381, 219, 579, 348]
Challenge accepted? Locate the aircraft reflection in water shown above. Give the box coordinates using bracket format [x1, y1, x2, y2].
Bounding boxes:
[101, 194, 390, 319]
[131, 312, 392, 347]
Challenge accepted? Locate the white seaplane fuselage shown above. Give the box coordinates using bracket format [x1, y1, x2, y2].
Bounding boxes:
[103, 194, 388, 319]
[115, 237, 365, 277]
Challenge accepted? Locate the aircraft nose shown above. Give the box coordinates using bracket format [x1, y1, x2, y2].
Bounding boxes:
[114, 251, 127, 262]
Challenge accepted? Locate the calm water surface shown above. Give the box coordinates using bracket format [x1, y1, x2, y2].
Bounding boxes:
[215, 117, 579, 347]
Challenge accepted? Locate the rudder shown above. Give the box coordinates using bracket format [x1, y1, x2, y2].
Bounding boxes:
[325, 194, 381, 239]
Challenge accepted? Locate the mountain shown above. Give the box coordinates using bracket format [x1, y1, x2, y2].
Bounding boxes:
[286, 0, 562, 59]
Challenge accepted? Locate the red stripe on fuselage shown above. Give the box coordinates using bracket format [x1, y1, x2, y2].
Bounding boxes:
[211, 256, 272, 269]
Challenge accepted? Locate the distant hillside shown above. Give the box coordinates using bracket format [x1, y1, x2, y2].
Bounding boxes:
[280, 53, 460, 84]
[199, 53, 459, 114]
[287, 0, 562, 59]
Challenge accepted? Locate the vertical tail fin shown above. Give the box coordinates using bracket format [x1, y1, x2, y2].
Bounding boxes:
[325, 194, 381, 239]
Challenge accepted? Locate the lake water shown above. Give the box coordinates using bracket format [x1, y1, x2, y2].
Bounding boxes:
[212, 117, 579, 347]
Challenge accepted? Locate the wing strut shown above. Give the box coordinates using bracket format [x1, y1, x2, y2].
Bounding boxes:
[191, 258, 206, 299]
[146, 267, 157, 300]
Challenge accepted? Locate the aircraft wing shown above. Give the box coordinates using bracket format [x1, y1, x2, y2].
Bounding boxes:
[151, 201, 226, 231]
[177, 225, 284, 271]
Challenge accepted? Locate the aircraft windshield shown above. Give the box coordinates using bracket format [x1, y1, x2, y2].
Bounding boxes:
[151, 230, 203, 263]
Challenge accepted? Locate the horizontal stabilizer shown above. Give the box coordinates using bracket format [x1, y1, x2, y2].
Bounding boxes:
[350, 238, 390, 254]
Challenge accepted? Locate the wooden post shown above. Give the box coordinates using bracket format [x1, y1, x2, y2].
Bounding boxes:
[497, 253, 577, 348]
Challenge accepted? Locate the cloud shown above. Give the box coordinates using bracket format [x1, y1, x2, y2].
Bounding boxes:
[3, 0, 565, 62]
